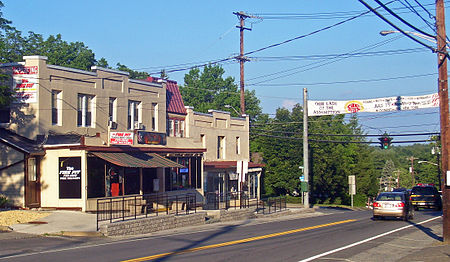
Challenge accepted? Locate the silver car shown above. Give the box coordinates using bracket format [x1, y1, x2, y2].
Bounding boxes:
[372, 192, 413, 221]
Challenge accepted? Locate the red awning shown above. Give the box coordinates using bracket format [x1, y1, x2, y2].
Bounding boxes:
[91, 152, 184, 168]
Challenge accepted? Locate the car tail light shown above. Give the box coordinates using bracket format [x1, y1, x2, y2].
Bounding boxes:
[373, 202, 381, 207]
[395, 203, 405, 208]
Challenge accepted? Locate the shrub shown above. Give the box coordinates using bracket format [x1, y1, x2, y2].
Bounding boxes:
[0, 194, 8, 208]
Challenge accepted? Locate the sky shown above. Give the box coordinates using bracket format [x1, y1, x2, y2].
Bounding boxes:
[2, 0, 447, 145]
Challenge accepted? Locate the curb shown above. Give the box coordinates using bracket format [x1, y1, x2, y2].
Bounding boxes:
[51, 231, 104, 237]
[0, 225, 12, 232]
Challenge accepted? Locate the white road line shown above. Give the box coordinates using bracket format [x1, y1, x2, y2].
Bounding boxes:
[298, 216, 442, 262]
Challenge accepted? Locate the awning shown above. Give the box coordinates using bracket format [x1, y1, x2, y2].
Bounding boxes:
[91, 152, 184, 168]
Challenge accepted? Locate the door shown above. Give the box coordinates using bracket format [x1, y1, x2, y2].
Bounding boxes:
[25, 157, 40, 208]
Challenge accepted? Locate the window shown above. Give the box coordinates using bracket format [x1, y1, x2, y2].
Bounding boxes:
[168, 119, 174, 136]
[218, 136, 225, 159]
[236, 137, 241, 155]
[200, 134, 205, 147]
[174, 120, 179, 137]
[77, 94, 94, 127]
[52, 90, 62, 125]
[151, 103, 158, 131]
[0, 106, 10, 124]
[128, 100, 141, 130]
[28, 158, 36, 181]
[109, 97, 116, 122]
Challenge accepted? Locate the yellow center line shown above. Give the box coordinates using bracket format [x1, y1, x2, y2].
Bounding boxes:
[121, 219, 357, 262]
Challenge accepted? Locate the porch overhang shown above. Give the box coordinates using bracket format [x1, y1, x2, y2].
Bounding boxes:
[91, 152, 184, 168]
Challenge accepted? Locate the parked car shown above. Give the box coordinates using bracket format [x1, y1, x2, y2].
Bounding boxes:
[372, 191, 413, 221]
[410, 184, 442, 211]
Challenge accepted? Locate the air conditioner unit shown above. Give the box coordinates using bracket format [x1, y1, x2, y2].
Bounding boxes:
[108, 120, 118, 129]
[134, 122, 145, 130]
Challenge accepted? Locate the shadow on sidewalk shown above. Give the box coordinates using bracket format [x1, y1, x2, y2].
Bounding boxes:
[408, 220, 443, 242]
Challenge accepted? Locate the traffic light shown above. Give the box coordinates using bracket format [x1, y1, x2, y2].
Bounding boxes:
[378, 135, 392, 149]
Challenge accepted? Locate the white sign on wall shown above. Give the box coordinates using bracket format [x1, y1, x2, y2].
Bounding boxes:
[109, 132, 134, 145]
[308, 93, 439, 116]
[12, 66, 39, 103]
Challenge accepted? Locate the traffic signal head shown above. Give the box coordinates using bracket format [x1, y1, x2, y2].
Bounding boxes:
[379, 136, 392, 149]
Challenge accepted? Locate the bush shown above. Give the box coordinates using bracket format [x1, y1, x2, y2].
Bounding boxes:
[0, 194, 8, 208]
[285, 195, 302, 204]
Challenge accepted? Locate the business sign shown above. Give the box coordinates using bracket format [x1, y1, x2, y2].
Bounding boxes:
[12, 66, 38, 103]
[137, 131, 167, 145]
[109, 132, 134, 145]
[59, 157, 81, 199]
[308, 93, 439, 116]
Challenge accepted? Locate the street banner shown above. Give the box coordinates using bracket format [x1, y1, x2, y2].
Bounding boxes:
[308, 93, 439, 116]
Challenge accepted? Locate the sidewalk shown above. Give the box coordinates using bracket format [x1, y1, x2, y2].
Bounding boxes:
[6, 210, 100, 237]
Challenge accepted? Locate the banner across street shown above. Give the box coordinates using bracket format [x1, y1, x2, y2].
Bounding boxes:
[307, 93, 440, 116]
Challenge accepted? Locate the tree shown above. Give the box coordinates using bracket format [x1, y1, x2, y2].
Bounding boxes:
[180, 65, 262, 120]
[116, 63, 150, 79]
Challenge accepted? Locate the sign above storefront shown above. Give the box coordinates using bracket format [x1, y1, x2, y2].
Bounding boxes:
[109, 132, 134, 145]
[307, 93, 439, 116]
[137, 131, 167, 145]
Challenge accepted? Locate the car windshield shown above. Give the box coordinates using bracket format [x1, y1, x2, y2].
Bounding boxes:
[376, 193, 403, 201]
[412, 187, 436, 195]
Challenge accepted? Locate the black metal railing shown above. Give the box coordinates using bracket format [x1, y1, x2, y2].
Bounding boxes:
[204, 191, 250, 210]
[256, 196, 287, 214]
[96, 192, 197, 230]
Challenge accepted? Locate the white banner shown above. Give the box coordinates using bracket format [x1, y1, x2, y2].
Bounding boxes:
[308, 93, 439, 116]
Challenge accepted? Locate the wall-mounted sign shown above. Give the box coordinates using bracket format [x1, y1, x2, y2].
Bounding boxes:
[59, 157, 81, 199]
[137, 131, 167, 145]
[308, 93, 439, 116]
[110, 132, 134, 145]
[179, 168, 189, 173]
[12, 66, 38, 103]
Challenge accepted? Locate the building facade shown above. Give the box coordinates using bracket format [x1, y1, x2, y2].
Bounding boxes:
[0, 56, 260, 211]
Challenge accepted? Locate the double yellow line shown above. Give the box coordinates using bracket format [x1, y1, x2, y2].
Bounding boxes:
[122, 219, 356, 262]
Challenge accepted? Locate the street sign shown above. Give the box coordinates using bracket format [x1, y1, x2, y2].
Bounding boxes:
[299, 175, 305, 181]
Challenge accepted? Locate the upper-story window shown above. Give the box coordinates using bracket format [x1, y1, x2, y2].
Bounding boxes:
[52, 90, 62, 125]
[151, 103, 158, 131]
[128, 100, 141, 130]
[218, 136, 225, 159]
[167, 118, 185, 137]
[77, 94, 94, 127]
[236, 136, 241, 155]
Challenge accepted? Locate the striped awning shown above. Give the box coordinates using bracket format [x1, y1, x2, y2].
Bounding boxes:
[91, 152, 184, 168]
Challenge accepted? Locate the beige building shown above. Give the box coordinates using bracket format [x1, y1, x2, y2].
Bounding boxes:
[0, 56, 260, 211]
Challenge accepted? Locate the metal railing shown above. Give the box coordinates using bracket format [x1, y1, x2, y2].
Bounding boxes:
[96, 192, 197, 230]
[256, 196, 287, 214]
[204, 191, 250, 210]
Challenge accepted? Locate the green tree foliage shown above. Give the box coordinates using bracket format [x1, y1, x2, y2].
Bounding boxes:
[116, 63, 150, 79]
[180, 65, 262, 120]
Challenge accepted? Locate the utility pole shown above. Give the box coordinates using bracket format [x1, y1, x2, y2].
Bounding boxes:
[234, 11, 251, 116]
[407, 156, 418, 187]
[303, 88, 309, 208]
[436, 0, 450, 243]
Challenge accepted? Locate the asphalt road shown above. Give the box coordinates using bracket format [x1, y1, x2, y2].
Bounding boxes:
[0, 208, 443, 262]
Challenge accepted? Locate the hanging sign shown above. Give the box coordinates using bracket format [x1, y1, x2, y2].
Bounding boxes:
[12, 66, 38, 103]
[308, 93, 439, 116]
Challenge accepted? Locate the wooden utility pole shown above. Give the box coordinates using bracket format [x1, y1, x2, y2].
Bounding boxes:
[303, 88, 309, 208]
[407, 156, 418, 187]
[436, 0, 450, 243]
[234, 11, 251, 116]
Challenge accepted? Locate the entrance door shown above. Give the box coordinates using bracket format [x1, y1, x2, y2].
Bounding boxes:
[25, 157, 40, 208]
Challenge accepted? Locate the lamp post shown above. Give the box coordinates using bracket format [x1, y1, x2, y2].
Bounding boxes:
[418, 160, 439, 166]
[380, 30, 440, 45]
[225, 105, 241, 117]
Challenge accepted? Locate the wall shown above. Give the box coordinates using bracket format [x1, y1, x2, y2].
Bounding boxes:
[40, 148, 86, 210]
[185, 107, 250, 162]
[0, 144, 24, 207]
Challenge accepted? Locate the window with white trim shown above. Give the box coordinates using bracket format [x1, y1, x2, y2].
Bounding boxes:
[52, 90, 62, 125]
[128, 100, 141, 130]
[77, 94, 94, 127]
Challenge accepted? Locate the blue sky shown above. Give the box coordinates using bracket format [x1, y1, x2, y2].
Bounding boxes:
[3, 0, 447, 143]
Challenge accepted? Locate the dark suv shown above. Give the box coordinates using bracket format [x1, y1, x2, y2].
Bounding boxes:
[410, 184, 442, 210]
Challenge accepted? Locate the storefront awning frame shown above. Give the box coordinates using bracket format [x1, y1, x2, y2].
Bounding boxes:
[91, 152, 184, 168]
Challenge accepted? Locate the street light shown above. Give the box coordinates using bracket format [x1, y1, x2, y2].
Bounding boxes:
[418, 160, 439, 166]
[224, 105, 241, 116]
[380, 30, 450, 48]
